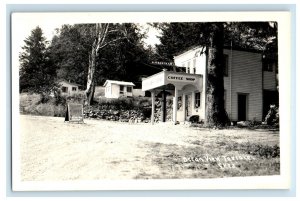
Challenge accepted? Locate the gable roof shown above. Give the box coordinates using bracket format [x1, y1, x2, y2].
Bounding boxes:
[173, 45, 262, 59]
[103, 80, 135, 87]
[58, 79, 82, 87]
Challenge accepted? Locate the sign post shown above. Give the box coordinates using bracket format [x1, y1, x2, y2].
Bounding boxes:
[65, 103, 84, 123]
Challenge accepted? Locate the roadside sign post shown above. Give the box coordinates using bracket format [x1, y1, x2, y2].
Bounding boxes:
[65, 103, 84, 123]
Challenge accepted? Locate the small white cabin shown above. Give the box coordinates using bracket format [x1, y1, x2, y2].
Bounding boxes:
[59, 80, 81, 96]
[103, 80, 135, 98]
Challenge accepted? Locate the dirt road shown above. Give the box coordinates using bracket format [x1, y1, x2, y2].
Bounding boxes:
[19, 115, 280, 181]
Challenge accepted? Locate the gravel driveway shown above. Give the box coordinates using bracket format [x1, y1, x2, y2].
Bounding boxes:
[19, 115, 280, 181]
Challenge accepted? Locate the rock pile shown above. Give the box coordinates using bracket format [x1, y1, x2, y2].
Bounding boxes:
[153, 98, 173, 122]
[84, 106, 151, 123]
[83, 97, 175, 123]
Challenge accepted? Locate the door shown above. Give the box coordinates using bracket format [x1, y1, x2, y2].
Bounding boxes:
[238, 94, 247, 121]
[185, 94, 192, 119]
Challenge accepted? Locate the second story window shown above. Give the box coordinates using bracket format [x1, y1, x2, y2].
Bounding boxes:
[72, 87, 77, 91]
[187, 61, 191, 74]
[193, 59, 196, 74]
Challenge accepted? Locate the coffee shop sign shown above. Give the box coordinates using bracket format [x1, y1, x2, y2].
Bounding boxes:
[167, 74, 197, 83]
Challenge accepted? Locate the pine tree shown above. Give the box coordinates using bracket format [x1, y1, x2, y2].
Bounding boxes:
[19, 26, 57, 102]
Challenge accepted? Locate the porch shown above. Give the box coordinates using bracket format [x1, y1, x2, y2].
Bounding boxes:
[142, 70, 203, 124]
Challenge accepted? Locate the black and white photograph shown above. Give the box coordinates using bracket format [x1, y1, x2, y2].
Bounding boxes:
[11, 12, 291, 191]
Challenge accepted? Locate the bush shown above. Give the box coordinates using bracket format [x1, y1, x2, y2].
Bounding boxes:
[20, 93, 152, 119]
[264, 105, 279, 126]
[20, 92, 84, 117]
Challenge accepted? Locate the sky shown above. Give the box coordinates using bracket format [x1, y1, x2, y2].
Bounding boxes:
[13, 13, 161, 51]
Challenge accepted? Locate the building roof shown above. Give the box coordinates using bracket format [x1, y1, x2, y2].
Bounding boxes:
[173, 45, 263, 59]
[58, 79, 82, 87]
[103, 80, 135, 87]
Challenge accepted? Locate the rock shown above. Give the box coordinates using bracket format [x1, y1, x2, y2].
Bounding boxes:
[237, 121, 250, 127]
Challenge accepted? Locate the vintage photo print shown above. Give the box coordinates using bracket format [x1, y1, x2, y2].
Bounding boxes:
[11, 12, 291, 191]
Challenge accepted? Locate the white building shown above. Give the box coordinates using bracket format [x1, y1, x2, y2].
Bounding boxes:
[103, 80, 135, 98]
[142, 46, 278, 124]
[59, 80, 81, 96]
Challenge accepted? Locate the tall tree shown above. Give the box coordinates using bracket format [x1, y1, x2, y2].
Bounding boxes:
[50, 23, 149, 104]
[205, 23, 229, 127]
[19, 26, 57, 102]
[50, 24, 94, 87]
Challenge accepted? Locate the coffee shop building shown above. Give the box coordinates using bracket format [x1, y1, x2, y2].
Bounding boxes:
[142, 46, 278, 124]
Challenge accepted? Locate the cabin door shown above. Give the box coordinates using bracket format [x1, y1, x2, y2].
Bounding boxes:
[238, 94, 248, 121]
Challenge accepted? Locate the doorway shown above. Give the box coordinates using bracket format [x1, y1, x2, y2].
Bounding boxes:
[185, 93, 192, 119]
[238, 94, 248, 121]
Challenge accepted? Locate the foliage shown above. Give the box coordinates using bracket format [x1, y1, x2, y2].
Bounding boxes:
[49, 24, 94, 87]
[263, 105, 279, 126]
[19, 92, 85, 117]
[49, 23, 151, 90]
[19, 26, 58, 101]
[154, 22, 278, 62]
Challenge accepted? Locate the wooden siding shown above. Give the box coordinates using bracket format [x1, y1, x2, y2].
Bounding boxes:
[174, 47, 272, 122]
[224, 49, 263, 121]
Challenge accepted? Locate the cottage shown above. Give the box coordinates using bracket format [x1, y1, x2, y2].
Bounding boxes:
[58, 80, 81, 96]
[103, 80, 135, 98]
[142, 46, 278, 124]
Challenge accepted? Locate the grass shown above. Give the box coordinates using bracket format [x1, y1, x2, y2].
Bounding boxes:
[136, 131, 280, 179]
[20, 93, 67, 117]
[20, 92, 152, 119]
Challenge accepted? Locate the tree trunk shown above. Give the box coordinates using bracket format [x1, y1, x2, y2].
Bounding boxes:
[85, 49, 97, 105]
[205, 23, 230, 127]
[85, 24, 109, 106]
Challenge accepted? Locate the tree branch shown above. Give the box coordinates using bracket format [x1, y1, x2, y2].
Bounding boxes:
[98, 37, 127, 49]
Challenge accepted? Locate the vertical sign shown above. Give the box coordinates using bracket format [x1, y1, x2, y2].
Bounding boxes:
[65, 103, 84, 123]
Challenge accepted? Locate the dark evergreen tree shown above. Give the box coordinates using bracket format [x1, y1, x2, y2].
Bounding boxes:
[19, 26, 57, 102]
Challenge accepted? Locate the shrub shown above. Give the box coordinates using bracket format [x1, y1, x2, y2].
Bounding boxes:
[35, 103, 55, 116]
[264, 105, 279, 126]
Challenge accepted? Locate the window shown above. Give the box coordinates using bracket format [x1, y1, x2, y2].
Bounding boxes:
[223, 54, 229, 76]
[187, 61, 191, 74]
[62, 86, 68, 93]
[120, 85, 124, 94]
[178, 96, 182, 110]
[195, 92, 201, 108]
[127, 87, 132, 93]
[193, 59, 196, 74]
[72, 87, 77, 91]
